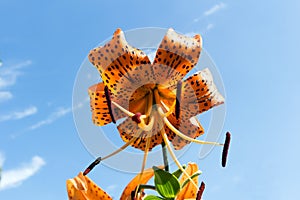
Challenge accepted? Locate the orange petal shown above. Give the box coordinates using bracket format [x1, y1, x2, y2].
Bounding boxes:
[88, 28, 151, 95]
[88, 82, 127, 126]
[154, 28, 202, 90]
[66, 172, 112, 200]
[180, 68, 225, 119]
[120, 166, 164, 200]
[165, 114, 204, 150]
[176, 163, 199, 200]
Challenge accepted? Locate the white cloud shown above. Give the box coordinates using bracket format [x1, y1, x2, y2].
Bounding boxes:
[0, 60, 32, 104]
[0, 91, 13, 102]
[203, 2, 226, 16]
[0, 60, 31, 89]
[0, 155, 45, 190]
[206, 23, 214, 31]
[185, 24, 214, 37]
[29, 106, 72, 130]
[0, 106, 38, 122]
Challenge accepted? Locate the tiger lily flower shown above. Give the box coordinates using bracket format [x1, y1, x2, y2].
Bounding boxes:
[87, 28, 225, 189]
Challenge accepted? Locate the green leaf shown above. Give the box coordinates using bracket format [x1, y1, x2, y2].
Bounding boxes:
[172, 164, 186, 178]
[153, 166, 181, 199]
[181, 170, 202, 188]
[144, 195, 164, 200]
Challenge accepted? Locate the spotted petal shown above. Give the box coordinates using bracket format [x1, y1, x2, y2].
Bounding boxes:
[176, 163, 199, 200]
[154, 28, 202, 90]
[88, 29, 152, 95]
[179, 68, 224, 119]
[88, 82, 127, 126]
[66, 172, 112, 200]
[165, 113, 204, 150]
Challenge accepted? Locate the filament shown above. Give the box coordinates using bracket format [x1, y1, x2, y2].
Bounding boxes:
[161, 129, 198, 189]
[135, 137, 151, 198]
[158, 107, 223, 146]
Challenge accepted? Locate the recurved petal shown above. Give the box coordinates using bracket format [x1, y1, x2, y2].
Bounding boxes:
[176, 163, 199, 200]
[88, 82, 127, 126]
[66, 172, 112, 200]
[165, 113, 204, 150]
[180, 68, 225, 119]
[153, 28, 202, 90]
[88, 28, 151, 95]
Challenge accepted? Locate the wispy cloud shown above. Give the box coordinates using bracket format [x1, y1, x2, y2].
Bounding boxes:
[0, 155, 45, 191]
[203, 2, 226, 16]
[0, 60, 31, 89]
[0, 106, 38, 122]
[0, 91, 13, 102]
[206, 23, 214, 31]
[29, 107, 72, 130]
[185, 24, 215, 37]
[0, 60, 32, 104]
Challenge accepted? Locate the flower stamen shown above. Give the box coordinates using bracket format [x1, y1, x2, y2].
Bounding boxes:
[175, 81, 182, 120]
[83, 131, 143, 175]
[222, 132, 231, 167]
[101, 136, 139, 161]
[111, 101, 155, 131]
[196, 181, 205, 200]
[158, 107, 223, 146]
[161, 129, 198, 189]
[135, 137, 151, 198]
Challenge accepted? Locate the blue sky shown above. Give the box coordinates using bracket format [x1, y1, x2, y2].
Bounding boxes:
[1, 0, 300, 199]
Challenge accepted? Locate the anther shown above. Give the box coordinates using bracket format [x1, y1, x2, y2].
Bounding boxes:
[132, 112, 142, 124]
[222, 132, 231, 167]
[196, 181, 205, 200]
[175, 81, 182, 119]
[83, 157, 101, 176]
[104, 85, 116, 123]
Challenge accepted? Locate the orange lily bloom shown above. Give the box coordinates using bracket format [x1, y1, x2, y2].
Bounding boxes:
[86, 28, 225, 191]
[88, 28, 224, 153]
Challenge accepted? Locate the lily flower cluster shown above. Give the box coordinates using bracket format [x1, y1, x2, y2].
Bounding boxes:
[67, 28, 230, 200]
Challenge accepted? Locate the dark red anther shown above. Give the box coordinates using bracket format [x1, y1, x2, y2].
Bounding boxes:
[132, 113, 142, 124]
[222, 132, 231, 167]
[175, 81, 182, 120]
[104, 85, 116, 124]
[83, 157, 101, 176]
[196, 181, 205, 200]
[83, 168, 91, 176]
